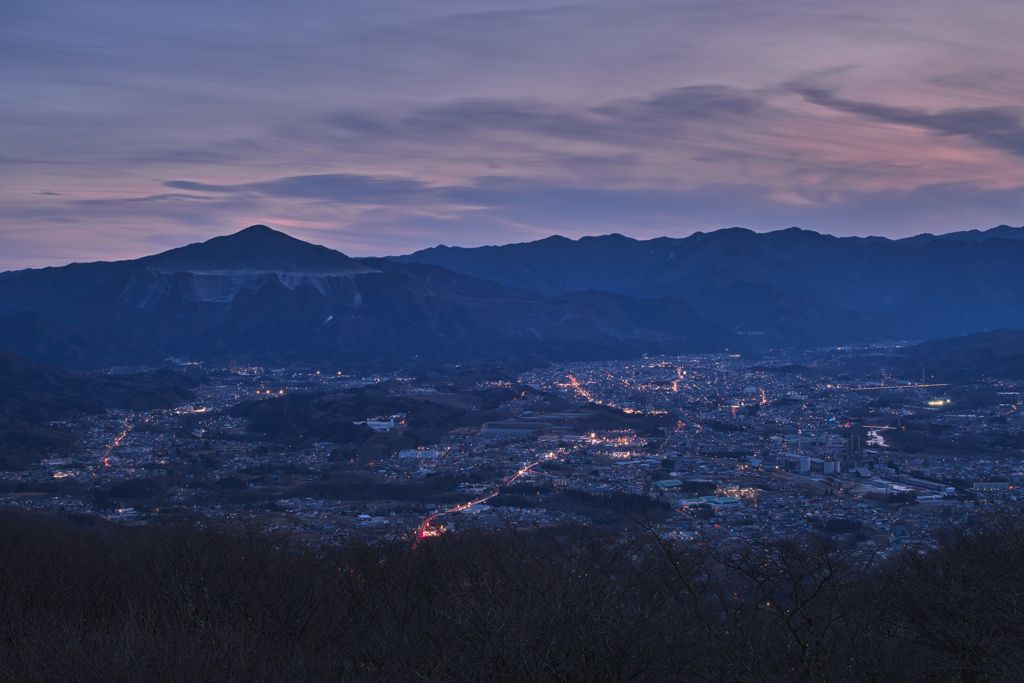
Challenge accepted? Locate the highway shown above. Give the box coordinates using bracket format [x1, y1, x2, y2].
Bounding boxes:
[413, 459, 543, 547]
[102, 418, 132, 467]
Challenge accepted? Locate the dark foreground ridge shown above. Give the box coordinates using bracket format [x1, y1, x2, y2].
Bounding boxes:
[1, 506, 1021, 682]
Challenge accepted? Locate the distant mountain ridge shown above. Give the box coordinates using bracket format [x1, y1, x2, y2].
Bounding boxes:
[4, 223, 1022, 370]
[0, 226, 745, 368]
[394, 225, 1024, 343]
[895, 224, 1024, 247]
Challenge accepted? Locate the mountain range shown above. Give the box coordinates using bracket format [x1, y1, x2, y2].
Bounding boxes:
[0, 226, 744, 369]
[394, 225, 1024, 345]
[1, 223, 1022, 370]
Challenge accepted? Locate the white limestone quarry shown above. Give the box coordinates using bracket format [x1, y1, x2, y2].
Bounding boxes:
[129, 270, 365, 306]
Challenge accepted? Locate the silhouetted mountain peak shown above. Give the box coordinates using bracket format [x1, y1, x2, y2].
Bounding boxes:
[145, 225, 376, 275]
[234, 224, 279, 238]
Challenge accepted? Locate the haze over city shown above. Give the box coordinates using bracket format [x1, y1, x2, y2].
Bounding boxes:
[5, 0, 1024, 269]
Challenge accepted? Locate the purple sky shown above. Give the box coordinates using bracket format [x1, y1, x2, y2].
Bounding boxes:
[4, 0, 1024, 269]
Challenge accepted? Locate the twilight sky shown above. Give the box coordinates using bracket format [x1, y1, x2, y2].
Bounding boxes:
[4, 0, 1024, 269]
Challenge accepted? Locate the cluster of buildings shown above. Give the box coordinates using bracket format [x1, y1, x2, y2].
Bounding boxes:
[2, 350, 1022, 551]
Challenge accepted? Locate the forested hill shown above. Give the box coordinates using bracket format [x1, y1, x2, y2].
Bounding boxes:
[895, 328, 1024, 381]
[0, 350, 198, 470]
[1, 506, 1021, 681]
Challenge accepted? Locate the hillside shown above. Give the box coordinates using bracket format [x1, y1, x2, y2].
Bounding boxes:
[896, 329, 1024, 381]
[0, 311, 162, 370]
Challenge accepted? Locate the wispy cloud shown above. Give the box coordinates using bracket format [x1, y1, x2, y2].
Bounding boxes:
[327, 85, 770, 147]
[794, 85, 1024, 158]
[5, 0, 1024, 268]
[164, 174, 431, 204]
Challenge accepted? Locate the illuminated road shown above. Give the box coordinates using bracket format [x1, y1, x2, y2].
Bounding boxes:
[102, 418, 132, 467]
[566, 374, 598, 404]
[849, 383, 949, 391]
[413, 460, 542, 547]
